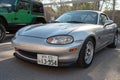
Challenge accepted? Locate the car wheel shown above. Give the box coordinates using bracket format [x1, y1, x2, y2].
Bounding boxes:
[108, 33, 118, 48]
[0, 24, 6, 42]
[77, 38, 95, 68]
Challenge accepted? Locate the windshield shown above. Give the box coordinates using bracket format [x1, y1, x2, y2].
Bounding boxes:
[56, 11, 98, 24]
[0, 0, 15, 5]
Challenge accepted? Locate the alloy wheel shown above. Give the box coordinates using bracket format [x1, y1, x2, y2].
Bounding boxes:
[85, 41, 94, 64]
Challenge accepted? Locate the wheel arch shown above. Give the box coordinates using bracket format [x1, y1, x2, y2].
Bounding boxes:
[0, 15, 8, 28]
[32, 17, 47, 24]
[85, 35, 96, 48]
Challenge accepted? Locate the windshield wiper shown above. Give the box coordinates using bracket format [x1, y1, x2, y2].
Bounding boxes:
[66, 21, 85, 23]
[51, 20, 60, 23]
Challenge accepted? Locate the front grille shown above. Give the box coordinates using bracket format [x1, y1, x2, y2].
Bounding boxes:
[19, 50, 37, 59]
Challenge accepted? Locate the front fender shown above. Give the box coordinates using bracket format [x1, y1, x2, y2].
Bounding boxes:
[69, 31, 96, 42]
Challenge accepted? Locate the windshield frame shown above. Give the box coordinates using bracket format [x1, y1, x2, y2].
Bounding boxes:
[55, 11, 98, 24]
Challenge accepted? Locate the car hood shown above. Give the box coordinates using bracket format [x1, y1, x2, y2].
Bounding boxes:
[20, 23, 93, 38]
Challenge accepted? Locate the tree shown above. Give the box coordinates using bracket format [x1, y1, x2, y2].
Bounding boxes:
[104, 0, 116, 20]
[34, 0, 42, 2]
[112, 0, 115, 20]
[73, 2, 94, 10]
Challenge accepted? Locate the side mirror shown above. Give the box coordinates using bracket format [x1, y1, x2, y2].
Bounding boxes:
[104, 20, 113, 26]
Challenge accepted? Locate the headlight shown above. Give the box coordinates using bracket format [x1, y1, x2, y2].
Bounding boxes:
[47, 35, 74, 44]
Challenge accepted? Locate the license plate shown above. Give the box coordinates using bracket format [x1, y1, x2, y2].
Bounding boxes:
[37, 54, 58, 67]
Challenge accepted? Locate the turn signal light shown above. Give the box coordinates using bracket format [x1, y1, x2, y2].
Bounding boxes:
[69, 48, 78, 52]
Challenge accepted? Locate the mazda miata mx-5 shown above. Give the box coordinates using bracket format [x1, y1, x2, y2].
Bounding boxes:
[12, 10, 118, 68]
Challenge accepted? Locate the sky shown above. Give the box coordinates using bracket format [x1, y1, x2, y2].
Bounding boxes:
[116, 0, 120, 10]
[103, 0, 120, 10]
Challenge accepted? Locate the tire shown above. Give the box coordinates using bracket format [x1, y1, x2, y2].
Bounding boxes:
[107, 33, 118, 48]
[77, 38, 95, 68]
[0, 24, 6, 42]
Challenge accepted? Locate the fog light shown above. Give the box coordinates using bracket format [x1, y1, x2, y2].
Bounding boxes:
[69, 48, 78, 52]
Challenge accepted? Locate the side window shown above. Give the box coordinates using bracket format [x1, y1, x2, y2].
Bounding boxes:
[17, 0, 30, 10]
[32, 4, 44, 14]
[99, 14, 108, 25]
[83, 14, 97, 24]
[81, 12, 98, 24]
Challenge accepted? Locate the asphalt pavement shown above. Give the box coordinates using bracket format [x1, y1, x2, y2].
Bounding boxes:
[0, 34, 120, 80]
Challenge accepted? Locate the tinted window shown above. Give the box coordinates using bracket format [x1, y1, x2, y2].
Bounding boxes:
[56, 11, 98, 24]
[32, 4, 44, 13]
[17, 0, 30, 10]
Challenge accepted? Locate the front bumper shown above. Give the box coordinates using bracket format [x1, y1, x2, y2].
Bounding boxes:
[14, 51, 77, 66]
[12, 36, 83, 66]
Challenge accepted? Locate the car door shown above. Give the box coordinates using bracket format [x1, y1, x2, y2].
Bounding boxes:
[14, 0, 33, 24]
[99, 14, 111, 46]
[108, 23, 116, 41]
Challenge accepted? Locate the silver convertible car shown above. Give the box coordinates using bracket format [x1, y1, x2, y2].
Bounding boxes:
[12, 10, 118, 68]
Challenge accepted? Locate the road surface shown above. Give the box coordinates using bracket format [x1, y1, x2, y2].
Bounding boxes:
[0, 34, 120, 80]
